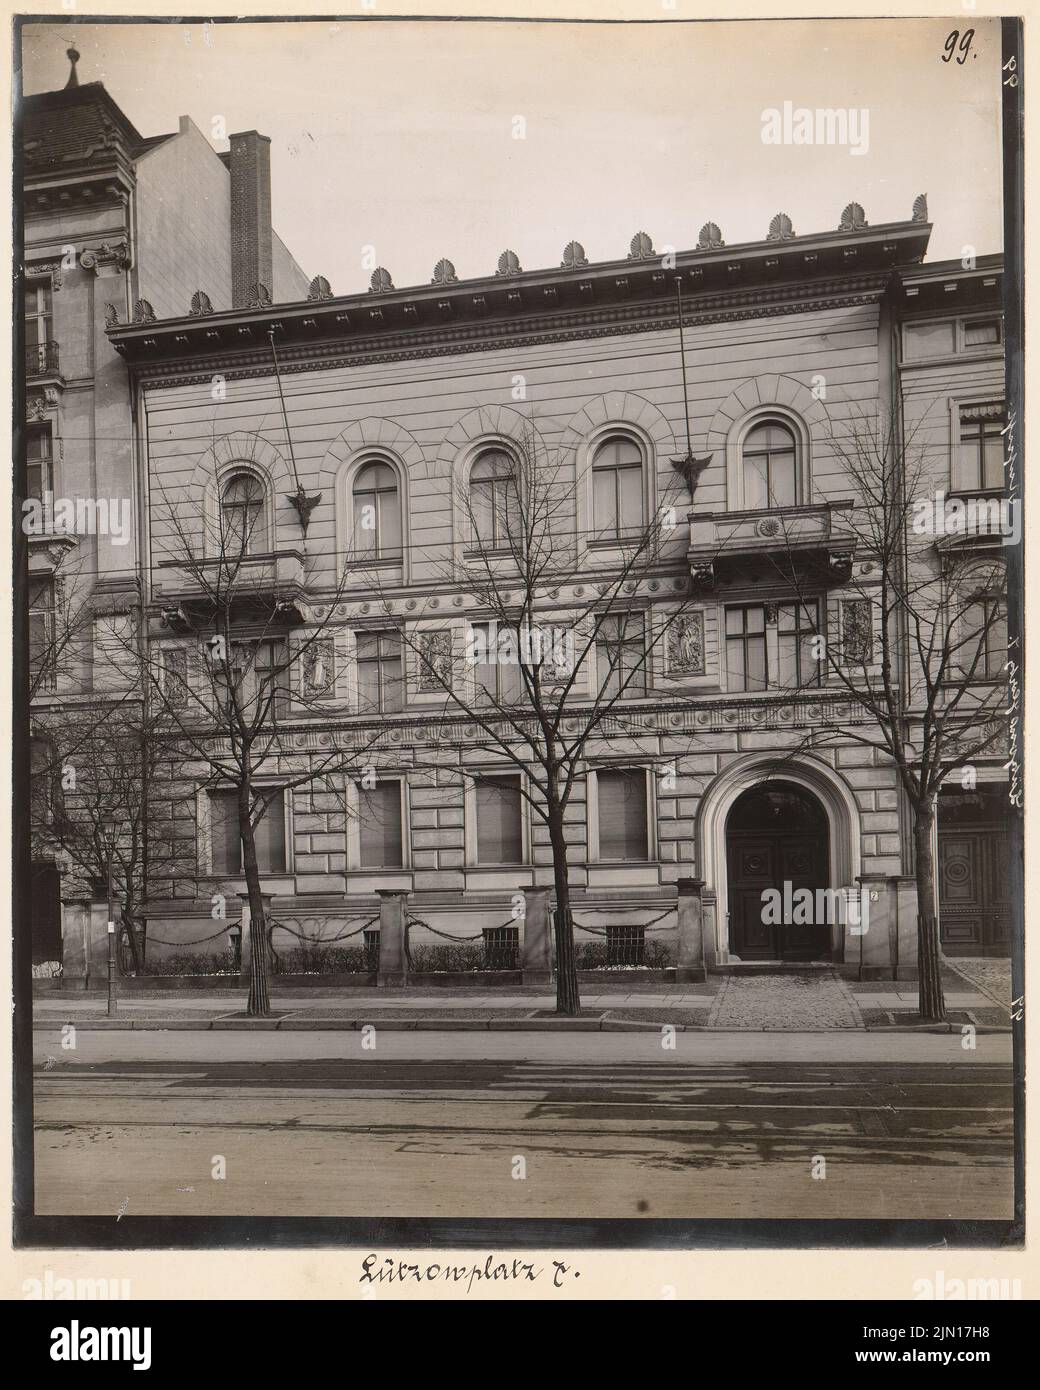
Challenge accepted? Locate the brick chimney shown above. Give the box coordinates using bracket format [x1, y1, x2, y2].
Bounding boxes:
[229, 131, 273, 307]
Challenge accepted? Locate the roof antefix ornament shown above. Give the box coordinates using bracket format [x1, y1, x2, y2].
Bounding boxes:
[189, 290, 214, 316]
[496, 250, 522, 275]
[432, 258, 458, 285]
[628, 231, 656, 260]
[839, 202, 868, 232]
[912, 193, 929, 223]
[696, 222, 724, 251]
[308, 275, 333, 300]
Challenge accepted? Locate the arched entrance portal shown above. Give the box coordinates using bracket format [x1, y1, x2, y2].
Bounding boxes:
[726, 780, 831, 961]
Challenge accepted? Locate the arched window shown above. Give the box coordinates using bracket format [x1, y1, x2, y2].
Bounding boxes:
[352, 460, 402, 560]
[742, 421, 798, 509]
[592, 436, 644, 538]
[470, 449, 519, 549]
[220, 472, 267, 556]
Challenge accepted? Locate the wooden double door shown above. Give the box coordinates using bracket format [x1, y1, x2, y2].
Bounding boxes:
[727, 781, 831, 962]
[938, 788, 1011, 956]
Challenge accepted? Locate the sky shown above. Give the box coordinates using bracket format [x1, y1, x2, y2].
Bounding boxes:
[20, 16, 1005, 293]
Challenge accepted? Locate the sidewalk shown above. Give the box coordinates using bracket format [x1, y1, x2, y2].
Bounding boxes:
[30, 973, 1010, 1033]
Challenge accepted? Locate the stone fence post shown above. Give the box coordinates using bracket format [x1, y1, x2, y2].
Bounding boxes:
[521, 887, 553, 986]
[377, 888, 410, 987]
[675, 877, 706, 981]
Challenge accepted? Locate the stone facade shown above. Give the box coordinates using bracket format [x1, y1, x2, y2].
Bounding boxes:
[59, 192, 1009, 983]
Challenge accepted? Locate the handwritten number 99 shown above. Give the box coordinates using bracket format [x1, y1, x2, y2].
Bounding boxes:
[942, 29, 974, 64]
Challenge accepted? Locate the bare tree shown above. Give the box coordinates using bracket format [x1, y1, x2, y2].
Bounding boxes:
[134, 470, 388, 1016]
[360, 421, 715, 1015]
[29, 696, 176, 973]
[771, 408, 1008, 1020]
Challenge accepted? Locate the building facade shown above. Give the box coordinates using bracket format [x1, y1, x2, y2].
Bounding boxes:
[94, 202, 1009, 983]
[22, 52, 308, 970]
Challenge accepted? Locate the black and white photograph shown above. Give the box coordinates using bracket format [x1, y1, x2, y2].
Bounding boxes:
[9, 3, 1027, 1317]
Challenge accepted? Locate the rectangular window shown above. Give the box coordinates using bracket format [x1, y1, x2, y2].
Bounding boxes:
[956, 403, 1006, 492]
[25, 281, 53, 365]
[597, 768, 649, 861]
[776, 602, 821, 689]
[356, 631, 403, 713]
[252, 638, 290, 721]
[27, 426, 52, 504]
[606, 925, 645, 966]
[903, 320, 955, 360]
[363, 928, 380, 971]
[358, 780, 404, 868]
[208, 787, 286, 875]
[963, 319, 1001, 348]
[472, 622, 523, 705]
[482, 925, 519, 969]
[29, 577, 55, 689]
[963, 600, 1007, 679]
[597, 613, 646, 698]
[725, 605, 768, 692]
[475, 776, 524, 864]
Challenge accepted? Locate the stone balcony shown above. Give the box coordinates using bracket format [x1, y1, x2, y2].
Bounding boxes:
[687, 499, 857, 588]
[152, 548, 311, 628]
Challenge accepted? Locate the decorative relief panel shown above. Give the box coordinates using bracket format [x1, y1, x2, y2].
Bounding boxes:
[667, 612, 706, 675]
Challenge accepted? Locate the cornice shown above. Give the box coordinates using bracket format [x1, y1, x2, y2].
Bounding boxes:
[126, 273, 892, 389]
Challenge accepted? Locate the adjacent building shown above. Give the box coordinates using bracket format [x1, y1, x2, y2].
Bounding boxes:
[22, 50, 308, 968]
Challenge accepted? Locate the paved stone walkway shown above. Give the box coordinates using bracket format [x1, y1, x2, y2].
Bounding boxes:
[945, 957, 1012, 1007]
[707, 970, 865, 1031]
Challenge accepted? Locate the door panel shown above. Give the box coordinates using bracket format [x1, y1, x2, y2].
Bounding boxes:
[728, 830, 830, 961]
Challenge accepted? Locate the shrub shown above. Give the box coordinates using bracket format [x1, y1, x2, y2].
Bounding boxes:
[573, 939, 674, 970]
[141, 949, 238, 977]
[408, 943, 486, 974]
[271, 945, 375, 976]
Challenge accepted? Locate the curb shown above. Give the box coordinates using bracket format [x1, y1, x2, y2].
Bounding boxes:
[30, 1018, 1011, 1036]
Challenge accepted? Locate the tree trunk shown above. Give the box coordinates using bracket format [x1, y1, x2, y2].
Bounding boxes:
[913, 799, 946, 1022]
[548, 806, 580, 1016]
[240, 786, 271, 1017]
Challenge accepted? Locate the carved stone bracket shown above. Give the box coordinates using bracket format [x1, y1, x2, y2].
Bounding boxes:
[689, 560, 715, 590]
[80, 239, 131, 273]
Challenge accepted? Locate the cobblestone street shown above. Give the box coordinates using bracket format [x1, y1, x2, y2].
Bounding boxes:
[707, 971, 866, 1031]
